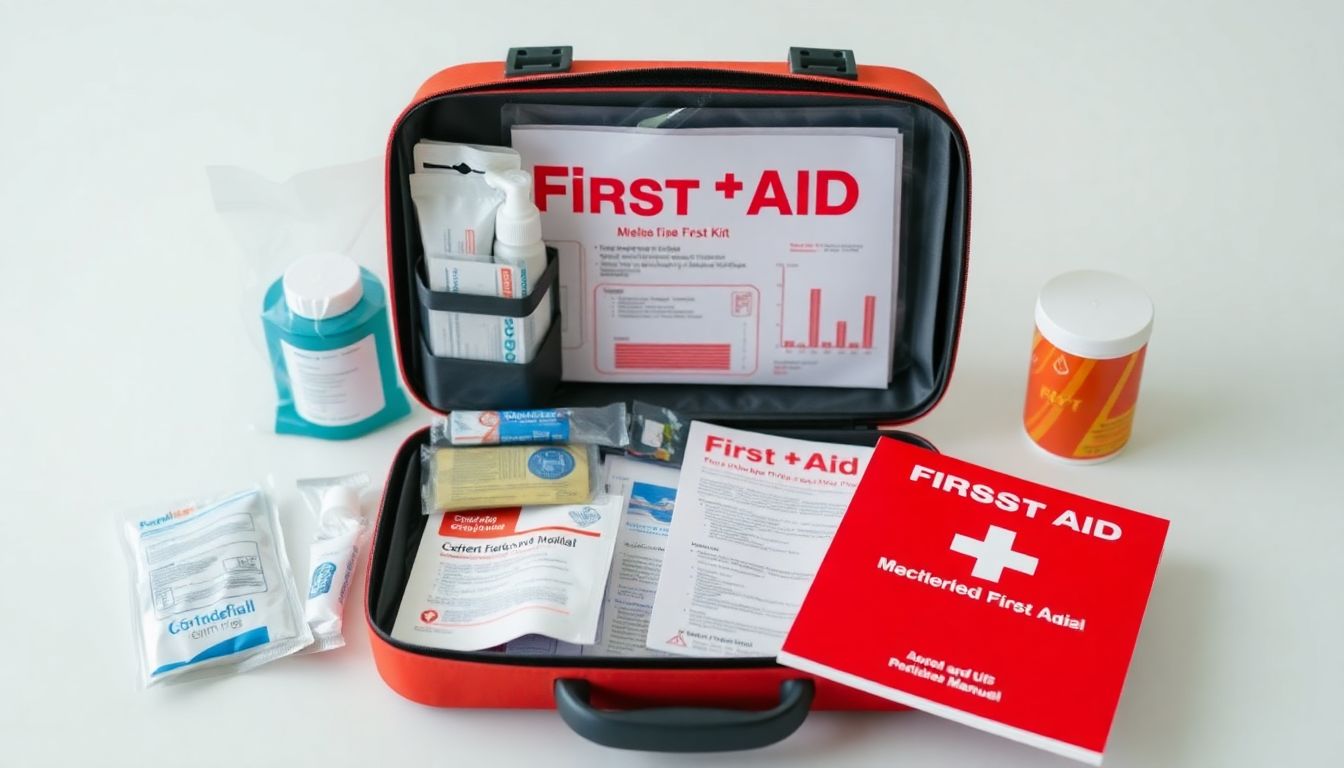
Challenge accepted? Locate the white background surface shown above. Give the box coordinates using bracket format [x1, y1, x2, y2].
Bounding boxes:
[1, 1, 1341, 766]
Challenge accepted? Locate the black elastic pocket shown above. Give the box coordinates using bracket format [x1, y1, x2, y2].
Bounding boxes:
[415, 247, 559, 317]
[413, 246, 562, 410]
[416, 324, 562, 410]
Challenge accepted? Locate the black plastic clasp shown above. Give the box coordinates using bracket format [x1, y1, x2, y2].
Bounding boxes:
[788, 46, 858, 79]
[505, 46, 573, 77]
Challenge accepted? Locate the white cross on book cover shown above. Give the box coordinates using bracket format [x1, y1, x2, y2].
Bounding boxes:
[778, 437, 1169, 765]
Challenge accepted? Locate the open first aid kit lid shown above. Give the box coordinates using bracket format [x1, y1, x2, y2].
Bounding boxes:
[384, 51, 971, 428]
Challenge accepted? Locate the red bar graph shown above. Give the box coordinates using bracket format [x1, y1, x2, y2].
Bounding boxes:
[778, 263, 879, 351]
[808, 289, 821, 348]
[862, 295, 876, 349]
[614, 343, 732, 371]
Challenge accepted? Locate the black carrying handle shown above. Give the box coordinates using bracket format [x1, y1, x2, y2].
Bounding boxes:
[553, 678, 814, 752]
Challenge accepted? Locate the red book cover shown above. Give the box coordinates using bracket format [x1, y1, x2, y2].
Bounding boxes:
[778, 438, 1168, 764]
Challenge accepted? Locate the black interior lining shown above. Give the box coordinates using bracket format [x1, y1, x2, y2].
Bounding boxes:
[387, 79, 968, 425]
[367, 424, 936, 669]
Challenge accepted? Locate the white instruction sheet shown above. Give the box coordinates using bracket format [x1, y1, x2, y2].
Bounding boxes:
[391, 496, 623, 651]
[510, 125, 901, 388]
[646, 422, 874, 657]
[591, 456, 682, 657]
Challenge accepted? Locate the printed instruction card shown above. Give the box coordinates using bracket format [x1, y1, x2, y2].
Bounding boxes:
[646, 421, 874, 656]
[510, 125, 902, 388]
[590, 455, 681, 657]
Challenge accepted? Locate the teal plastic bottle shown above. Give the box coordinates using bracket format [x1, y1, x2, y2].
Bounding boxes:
[261, 253, 411, 439]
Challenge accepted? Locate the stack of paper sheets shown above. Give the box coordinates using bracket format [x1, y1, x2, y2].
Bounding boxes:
[510, 125, 903, 389]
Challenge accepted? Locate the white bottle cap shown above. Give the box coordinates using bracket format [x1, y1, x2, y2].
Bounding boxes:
[1034, 270, 1154, 360]
[485, 169, 542, 246]
[283, 253, 364, 320]
[321, 485, 361, 516]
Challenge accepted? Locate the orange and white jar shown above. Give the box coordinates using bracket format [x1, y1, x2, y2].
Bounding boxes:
[1024, 271, 1154, 463]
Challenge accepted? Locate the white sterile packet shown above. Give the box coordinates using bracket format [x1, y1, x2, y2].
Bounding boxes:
[296, 473, 372, 653]
[119, 487, 312, 687]
[391, 495, 624, 651]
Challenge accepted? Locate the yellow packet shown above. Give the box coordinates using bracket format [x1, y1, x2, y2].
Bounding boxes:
[422, 444, 596, 513]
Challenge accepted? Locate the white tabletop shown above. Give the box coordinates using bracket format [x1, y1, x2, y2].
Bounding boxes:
[3, 2, 1341, 766]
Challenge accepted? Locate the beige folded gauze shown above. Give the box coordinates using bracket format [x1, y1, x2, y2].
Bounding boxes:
[425, 444, 593, 513]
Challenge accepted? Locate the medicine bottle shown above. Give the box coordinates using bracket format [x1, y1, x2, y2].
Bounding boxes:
[1023, 270, 1154, 463]
[261, 253, 411, 439]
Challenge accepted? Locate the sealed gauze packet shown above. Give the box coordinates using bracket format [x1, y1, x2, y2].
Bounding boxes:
[118, 487, 311, 686]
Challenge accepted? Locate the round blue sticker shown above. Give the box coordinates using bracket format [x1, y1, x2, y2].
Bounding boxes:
[528, 447, 576, 480]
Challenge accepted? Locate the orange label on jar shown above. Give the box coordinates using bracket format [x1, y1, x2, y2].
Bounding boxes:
[1023, 330, 1147, 460]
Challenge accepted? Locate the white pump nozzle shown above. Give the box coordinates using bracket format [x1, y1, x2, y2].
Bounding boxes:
[484, 169, 542, 247]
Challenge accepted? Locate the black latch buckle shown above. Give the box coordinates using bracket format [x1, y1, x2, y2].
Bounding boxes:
[788, 46, 858, 80]
[505, 46, 573, 77]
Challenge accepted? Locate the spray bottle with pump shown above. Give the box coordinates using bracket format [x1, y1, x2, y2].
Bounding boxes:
[485, 169, 547, 297]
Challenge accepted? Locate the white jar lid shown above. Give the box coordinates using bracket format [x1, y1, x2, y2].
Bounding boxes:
[1035, 270, 1153, 360]
[283, 253, 364, 320]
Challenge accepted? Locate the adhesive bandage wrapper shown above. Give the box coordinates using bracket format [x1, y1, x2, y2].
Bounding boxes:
[430, 403, 629, 448]
[297, 473, 372, 653]
[119, 487, 312, 687]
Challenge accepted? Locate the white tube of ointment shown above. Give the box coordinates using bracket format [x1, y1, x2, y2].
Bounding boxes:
[296, 473, 372, 653]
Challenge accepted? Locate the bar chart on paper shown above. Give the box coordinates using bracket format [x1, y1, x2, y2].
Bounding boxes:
[777, 264, 880, 352]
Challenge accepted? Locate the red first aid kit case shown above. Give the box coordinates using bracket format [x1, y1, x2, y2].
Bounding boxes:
[366, 47, 971, 752]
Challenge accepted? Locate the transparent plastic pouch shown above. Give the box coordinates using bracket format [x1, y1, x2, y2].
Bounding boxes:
[627, 401, 690, 465]
[207, 160, 411, 437]
[421, 443, 601, 514]
[429, 403, 628, 448]
[498, 101, 950, 386]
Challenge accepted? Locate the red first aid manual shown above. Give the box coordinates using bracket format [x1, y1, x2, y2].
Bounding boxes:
[778, 438, 1168, 765]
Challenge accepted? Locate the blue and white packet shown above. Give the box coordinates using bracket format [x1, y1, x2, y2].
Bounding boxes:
[119, 486, 312, 686]
[433, 403, 629, 448]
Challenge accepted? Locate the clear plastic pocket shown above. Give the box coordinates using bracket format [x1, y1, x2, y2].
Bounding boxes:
[391, 88, 966, 422]
[500, 101, 925, 375]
